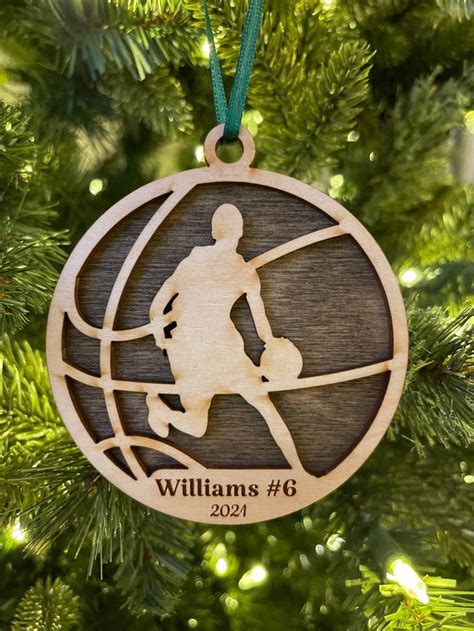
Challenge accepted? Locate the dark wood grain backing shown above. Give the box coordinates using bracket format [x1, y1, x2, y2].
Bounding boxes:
[64, 182, 393, 478]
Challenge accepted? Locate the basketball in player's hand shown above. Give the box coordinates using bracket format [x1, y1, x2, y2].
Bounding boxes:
[260, 337, 303, 383]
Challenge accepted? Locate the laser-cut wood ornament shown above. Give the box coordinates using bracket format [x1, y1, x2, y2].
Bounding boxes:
[46, 125, 408, 524]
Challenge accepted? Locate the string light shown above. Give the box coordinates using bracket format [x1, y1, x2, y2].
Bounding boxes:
[210, 543, 229, 577]
[9, 522, 26, 543]
[194, 144, 204, 163]
[326, 533, 345, 552]
[238, 564, 268, 590]
[224, 595, 239, 611]
[89, 178, 105, 196]
[400, 268, 419, 286]
[201, 39, 210, 58]
[215, 557, 229, 576]
[386, 558, 429, 605]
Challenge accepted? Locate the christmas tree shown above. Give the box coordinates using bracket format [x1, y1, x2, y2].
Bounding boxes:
[1, 1, 473, 629]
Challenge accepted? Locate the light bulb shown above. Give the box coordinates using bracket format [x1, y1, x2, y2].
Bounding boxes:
[400, 268, 419, 286]
[201, 40, 210, 58]
[387, 558, 429, 605]
[215, 557, 228, 576]
[238, 564, 268, 590]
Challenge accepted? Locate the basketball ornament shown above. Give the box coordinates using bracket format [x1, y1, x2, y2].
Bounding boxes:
[46, 2, 408, 524]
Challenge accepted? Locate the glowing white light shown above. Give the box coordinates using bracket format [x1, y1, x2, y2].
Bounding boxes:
[326, 533, 345, 552]
[187, 618, 198, 629]
[238, 564, 268, 590]
[330, 174, 344, 188]
[215, 557, 228, 576]
[224, 595, 239, 610]
[201, 40, 210, 58]
[400, 268, 419, 286]
[251, 565, 267, 582]
[347, 130, 360, 142]
[387, 558, 429, 605]
[194, 144, 204, 163]
[11, 523, 26, 542]
[89, 178, 104, 196]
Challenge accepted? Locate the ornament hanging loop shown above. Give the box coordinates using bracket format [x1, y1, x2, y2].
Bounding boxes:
[204, 124, 255, 169]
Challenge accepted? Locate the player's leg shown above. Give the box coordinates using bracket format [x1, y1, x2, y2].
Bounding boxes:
[146, 392, 211, 438]
[242, 392, 303, 470]
[170, 392, 211, 437]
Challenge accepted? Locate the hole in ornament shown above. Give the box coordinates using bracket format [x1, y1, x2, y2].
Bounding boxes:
[216, 138, 244, 163]
[132, 446, 187, 476]
[76, 197, 168, 328]
[230, 294, 264, 365]
[62, 314, 101, 377]
[163, 293, 178, 314]
[66, 377, 114, 442]
[111, 336, 174, 383]
[160, 393, 185, 412]
[104, 447, 136, 479]
[114, 391, 155, 438]
[164, 321, 177, 339]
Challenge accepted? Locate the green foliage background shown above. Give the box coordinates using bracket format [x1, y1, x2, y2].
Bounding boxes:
[0, 1, 472, 629]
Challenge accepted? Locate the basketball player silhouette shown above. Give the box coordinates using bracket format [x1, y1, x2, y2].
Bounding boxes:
[146, 203, 302, 469]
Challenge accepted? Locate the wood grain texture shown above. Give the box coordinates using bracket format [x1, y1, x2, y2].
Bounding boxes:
[46, 125, 408, 524]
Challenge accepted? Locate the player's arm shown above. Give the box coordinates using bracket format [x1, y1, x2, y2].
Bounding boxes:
[245, 269, 273, 344]
[150, 276, 177, 320]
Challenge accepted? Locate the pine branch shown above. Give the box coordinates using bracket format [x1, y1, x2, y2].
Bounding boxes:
[0, 337, 63, 456]
[0, 336, 195, 616]
[103, 67, 194, 138]
[0, 105, 67, 334]
[347, 567, 474, 630]
[344, 1, 474, 68]
[435, 0, 474, 20]
[257, 41, 374, 178]
[358, 68, 473, 230]
[399, 186, 473, 268]
[22, 0, 201, 81]
[12, 577, 80, 631]
[342, 0, 414, 23]
[314, 441, 474, 573]
[114, 510, 194, 616]
[391, 306, 473, 451]
[4, 443, 195, 617]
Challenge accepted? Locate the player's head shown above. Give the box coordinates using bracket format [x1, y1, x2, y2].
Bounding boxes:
[212, 204, 244, 245]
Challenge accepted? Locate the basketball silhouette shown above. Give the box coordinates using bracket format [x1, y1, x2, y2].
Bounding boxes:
[261, 337, 303, 383]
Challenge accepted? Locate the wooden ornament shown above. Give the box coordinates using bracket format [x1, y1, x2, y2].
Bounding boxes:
[46, 125, 408, 524]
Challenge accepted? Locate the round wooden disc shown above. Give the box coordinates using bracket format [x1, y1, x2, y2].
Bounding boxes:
[47, 126, 408, 524]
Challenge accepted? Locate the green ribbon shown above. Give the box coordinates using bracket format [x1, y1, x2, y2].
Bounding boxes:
[203, 0, 264, 141]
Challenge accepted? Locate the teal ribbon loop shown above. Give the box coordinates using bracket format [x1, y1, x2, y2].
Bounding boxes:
[203, 0, 264, 142]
